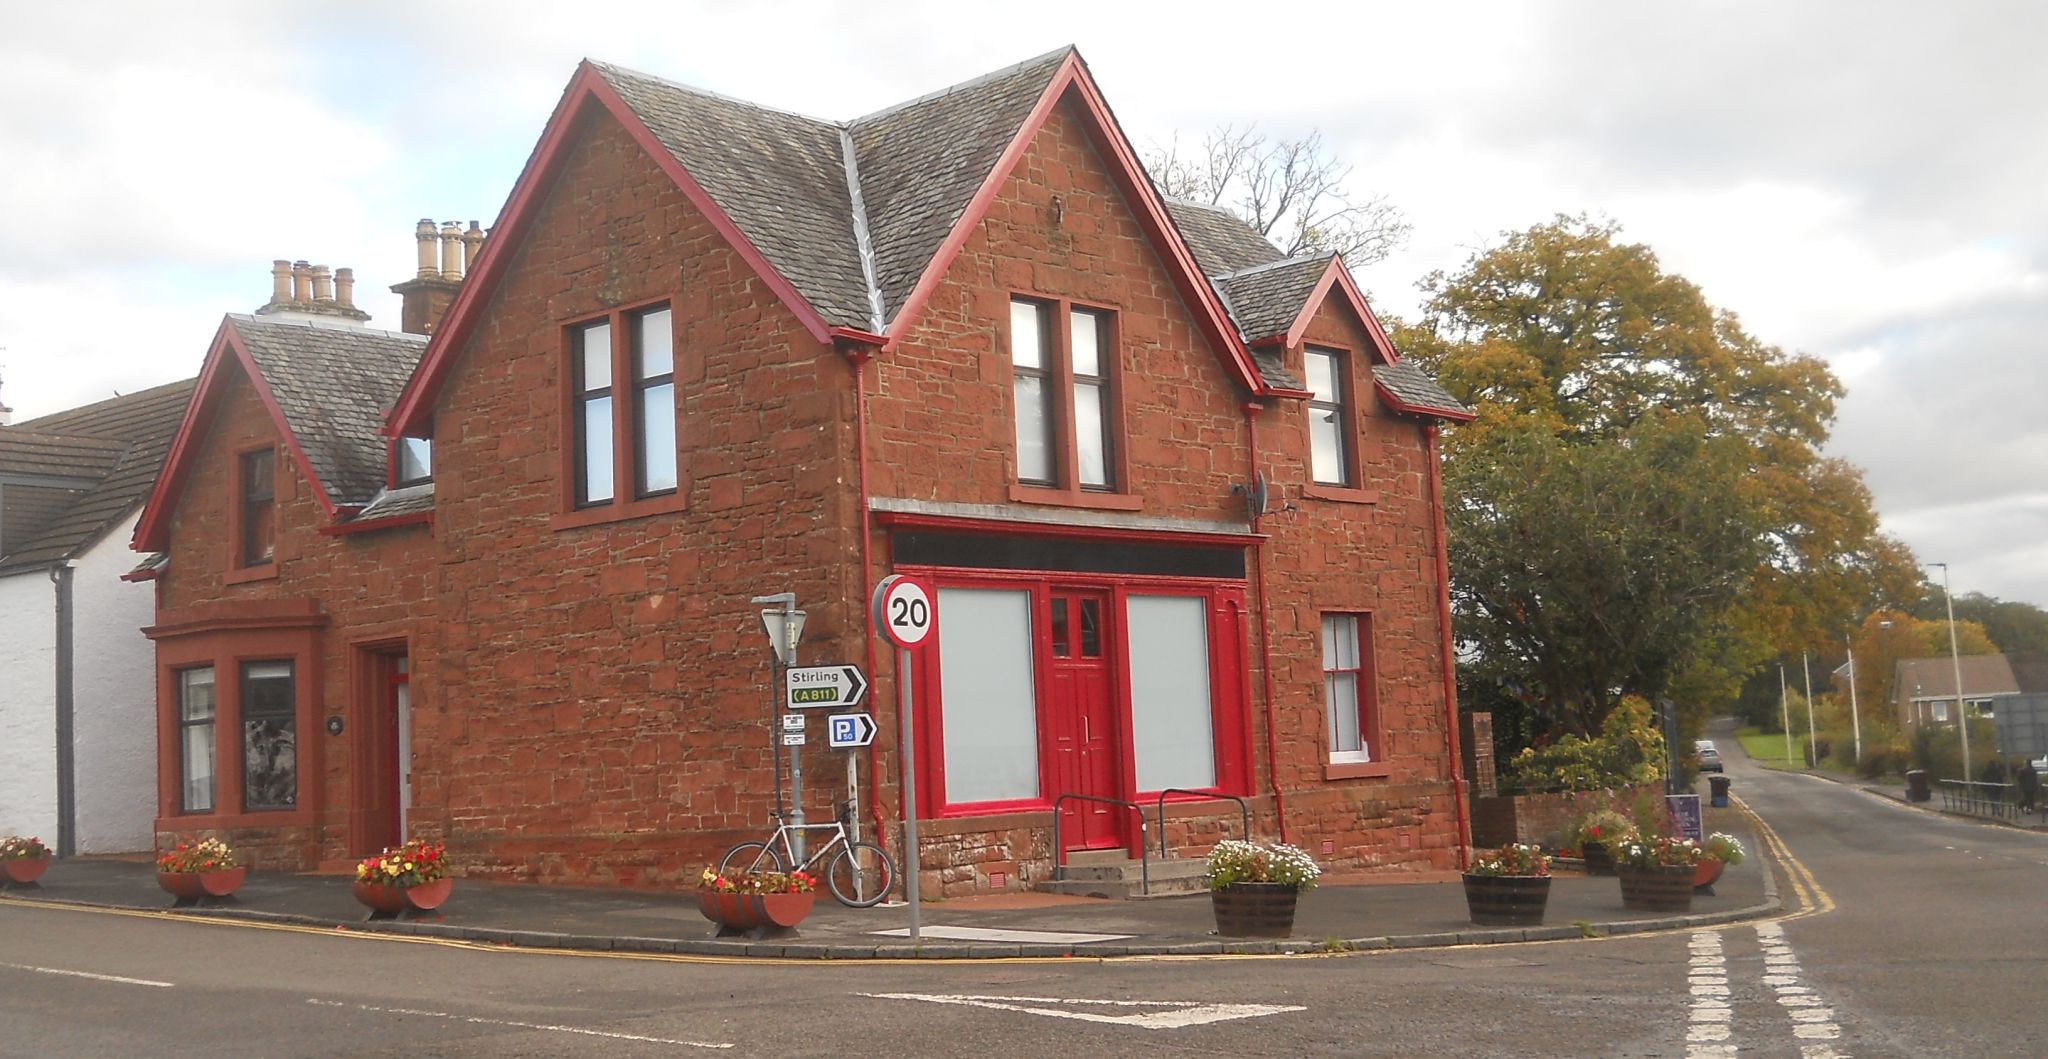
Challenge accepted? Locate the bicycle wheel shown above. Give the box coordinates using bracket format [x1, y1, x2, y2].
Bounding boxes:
[825, 841, 895, 907]
[717, 841, 784, 876]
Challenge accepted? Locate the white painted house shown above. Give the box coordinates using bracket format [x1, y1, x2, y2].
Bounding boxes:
[0, 379, 192, 854]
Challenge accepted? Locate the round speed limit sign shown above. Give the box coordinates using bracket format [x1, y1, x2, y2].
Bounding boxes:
[871, 574, 936, 650]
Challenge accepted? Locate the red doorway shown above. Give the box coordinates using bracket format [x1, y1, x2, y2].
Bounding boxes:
[1046, 589, 1124, 851]
[351, 647, 410, 856]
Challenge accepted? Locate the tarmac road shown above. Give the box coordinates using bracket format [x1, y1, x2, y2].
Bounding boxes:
[4, 727, 2045, 1057]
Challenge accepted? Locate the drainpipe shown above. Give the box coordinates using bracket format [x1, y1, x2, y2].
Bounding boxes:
[50, 561, 76, 858]
[1244, 402, 1288, 843]
[845, 342, 889, 852]
[1424, 426, 1470, 869]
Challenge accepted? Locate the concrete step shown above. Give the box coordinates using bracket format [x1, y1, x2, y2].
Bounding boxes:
[1037, 855, 1211, 899]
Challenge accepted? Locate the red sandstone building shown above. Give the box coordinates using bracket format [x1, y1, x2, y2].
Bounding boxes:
[137, 48, 1474, 892]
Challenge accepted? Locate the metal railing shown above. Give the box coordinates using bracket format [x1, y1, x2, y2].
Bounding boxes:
[1936, 778, 2044, 820]
[1153, 789, 1252, 860]
[1050, 793, 1150, 896]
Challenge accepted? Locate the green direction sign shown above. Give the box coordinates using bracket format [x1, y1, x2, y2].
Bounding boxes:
[785, 664, 868, 710]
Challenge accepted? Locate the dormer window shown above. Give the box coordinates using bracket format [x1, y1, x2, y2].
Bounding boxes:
[397, 437, 432, 486]
[1305, 347, 1354, 488]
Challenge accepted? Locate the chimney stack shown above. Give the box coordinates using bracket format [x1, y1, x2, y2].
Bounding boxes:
[255, 256, 371, 325]
[392, 217, 481, 336]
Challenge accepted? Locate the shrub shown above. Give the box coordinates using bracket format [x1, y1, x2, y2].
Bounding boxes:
[1561, 808, 1635, 856]
[1501, 695, 1668, 793]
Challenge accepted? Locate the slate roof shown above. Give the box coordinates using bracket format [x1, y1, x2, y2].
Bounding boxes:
[1894, 655, 2022, 703]
[1375, 361, 1474, 419]
[0, 378, 195, 574]
[1217, 255, 1335, 343]
[1165, 198, 1291, 277]
[350, 482, 435, 522]
[592, 50, 1071, 333]
[228, 315, 428, 507]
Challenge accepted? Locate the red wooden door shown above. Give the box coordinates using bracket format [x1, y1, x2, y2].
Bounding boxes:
[1048, 590, 1124, 851]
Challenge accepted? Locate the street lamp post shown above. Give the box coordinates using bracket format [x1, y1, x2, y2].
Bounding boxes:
[1802, 652, 1818, 767]
[1846, 633, 1863, 765]
[1779, 664, 1794, 767]
[1933, 562, 1972, 787]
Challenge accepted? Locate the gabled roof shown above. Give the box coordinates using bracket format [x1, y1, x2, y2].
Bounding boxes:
[1893, 654, 2022, 702]
[390, 47, 1271, 436]
[134, 316, 426, 552]
[1217, 255, 1336, 345]
[1165, 199, 1291, 276]
[0, 379, 195, 574]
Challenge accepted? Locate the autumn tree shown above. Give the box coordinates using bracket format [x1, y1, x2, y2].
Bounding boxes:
[1400, 215, 1912, 738]
[1146, 125, 1410, 264]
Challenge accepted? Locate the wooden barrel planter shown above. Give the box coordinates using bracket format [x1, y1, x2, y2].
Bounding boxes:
[1211, 882, 1299, 938]
[1617, 865, 1696, 913]
[1581, 841, 1615, 876]
[1462, 874, 1551, 926]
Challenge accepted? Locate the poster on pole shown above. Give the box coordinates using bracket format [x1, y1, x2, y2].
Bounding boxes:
[1666, 794, 1703, 842]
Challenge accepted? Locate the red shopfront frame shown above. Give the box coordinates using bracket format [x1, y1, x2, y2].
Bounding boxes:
[904, 566, 1254, 841]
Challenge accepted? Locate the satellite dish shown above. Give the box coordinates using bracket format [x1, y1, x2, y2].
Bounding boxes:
[1248, 471, 1269, 519]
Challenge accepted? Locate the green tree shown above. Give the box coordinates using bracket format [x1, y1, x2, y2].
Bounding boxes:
[1403, 215, 1910, 739]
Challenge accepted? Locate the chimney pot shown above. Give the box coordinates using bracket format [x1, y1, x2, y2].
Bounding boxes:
[335, 268, 356, 309]
[270, 259, 292, 305]
[415, 218, 438, 278]
[462, 220, 485, 274]
[292, 260, 313, 304]
[312, 264, 334, 304]
[439, 221, 463, 281]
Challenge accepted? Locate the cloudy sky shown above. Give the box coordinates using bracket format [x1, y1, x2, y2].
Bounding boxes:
[3, 1, 2042, 607]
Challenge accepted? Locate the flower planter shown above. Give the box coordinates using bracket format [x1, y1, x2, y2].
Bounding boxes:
[1462, 873, 1551, 926]
[352, 880, 412, 918]
[1211, 882, 1300, 938]
[2, 856, 51, 886]
[404, 877, 454, 912]
[1693, 859, 1725, 893]
[1580, 841, 1615, 876]
[697, 889, 815, 940]
[157, 868, 245, 905]
[1617, 865, 1696, 913]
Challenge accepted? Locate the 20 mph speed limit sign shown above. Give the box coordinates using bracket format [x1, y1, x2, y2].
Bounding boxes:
[871, 574, 936, 650]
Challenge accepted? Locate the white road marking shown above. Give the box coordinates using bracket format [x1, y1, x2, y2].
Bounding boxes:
[1754, 922, 1850, 1057]
[870, 925, 1132, 944]
[858, 992, 1306, 1030]
[0, 961, 172, 988]
[1685, 931, 1737, 1057]
[304, 998, 731, 1049]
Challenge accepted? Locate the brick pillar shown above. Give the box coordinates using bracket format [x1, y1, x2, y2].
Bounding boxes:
[1460, 711, 1496, 798]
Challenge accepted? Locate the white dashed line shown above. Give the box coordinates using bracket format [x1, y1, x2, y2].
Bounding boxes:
[1685, 931, 1736, 1057]
[0, 961, 173, 988]
[1755, 922, 1849, 1057]
[303, 998, 732, 1049]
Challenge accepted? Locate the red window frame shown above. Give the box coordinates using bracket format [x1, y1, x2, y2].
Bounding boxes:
[1322, 610, 1389, 780]
[226, 445, 278, 582]
[152, 617, 322, 831]
[905, 567, 1252, 821]
[1005, 296, 1138, 512]
[553, 297, 686, 530]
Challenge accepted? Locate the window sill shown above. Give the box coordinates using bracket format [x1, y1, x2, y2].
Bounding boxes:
[1008, 484, 1143, 512]
[223, 563, 278, 585]
[1324, 761, 1392, 781]
[156, 808, 317, 830]
[549, 490, 687, 531]
[1302, 484, 1379, 505]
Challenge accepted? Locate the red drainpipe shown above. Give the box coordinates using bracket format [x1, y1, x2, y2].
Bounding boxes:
[1244, 401, 1289, 843]
[845, 342, 890, 850]
[1424, 424, 1471, 869]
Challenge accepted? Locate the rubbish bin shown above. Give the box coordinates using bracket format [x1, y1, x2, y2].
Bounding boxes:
[1906, 769, 1931, 802]
[1708, 775, 1731, 807]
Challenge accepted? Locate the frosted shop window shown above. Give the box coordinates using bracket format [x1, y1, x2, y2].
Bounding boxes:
[177, 667, 217, 813]
[1127, 594, 1217, 791]
[936, 586, 1041, 805]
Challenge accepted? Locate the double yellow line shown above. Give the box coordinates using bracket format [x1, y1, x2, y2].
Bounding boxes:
[1731, 794, 1833, 918]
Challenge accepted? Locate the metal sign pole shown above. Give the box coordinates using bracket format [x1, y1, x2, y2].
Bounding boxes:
[900, 644, 919, 940]
[784, 599, 805, 866]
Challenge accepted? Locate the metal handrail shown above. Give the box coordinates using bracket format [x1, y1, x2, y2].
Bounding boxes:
[1153, 789, 1252, 861]
[1050, 793, 1150, 896]
[1938, 778, 2020, 818]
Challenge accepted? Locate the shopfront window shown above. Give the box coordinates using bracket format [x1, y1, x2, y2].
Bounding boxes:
[1127, 595, 1216, 791]
[936, 587, 1040, 804]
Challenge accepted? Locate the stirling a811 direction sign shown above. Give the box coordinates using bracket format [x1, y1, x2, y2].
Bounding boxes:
[785, 664, 869, 710]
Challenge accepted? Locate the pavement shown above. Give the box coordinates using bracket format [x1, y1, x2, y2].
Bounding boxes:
[1776, 764, 2048, 830]
[0, 811, 1775, 960]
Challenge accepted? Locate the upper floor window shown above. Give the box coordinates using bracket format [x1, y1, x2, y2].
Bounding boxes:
[238, 449, 275, 567]
[1305, 347, 1354, 487]
[571, 304, 676, 508]
[396, 437, 432, 486]
[1010, 298, 1117, 491]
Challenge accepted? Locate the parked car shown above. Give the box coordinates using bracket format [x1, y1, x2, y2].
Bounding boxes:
[1696, 739, 1724, 773]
